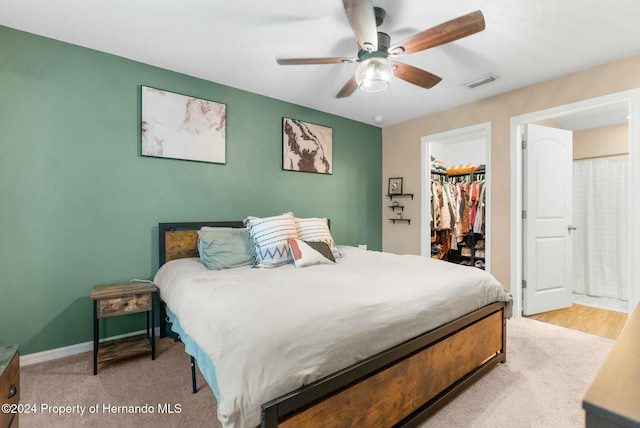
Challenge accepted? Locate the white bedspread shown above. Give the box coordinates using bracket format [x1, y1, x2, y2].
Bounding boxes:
[153, 246, 512, 428]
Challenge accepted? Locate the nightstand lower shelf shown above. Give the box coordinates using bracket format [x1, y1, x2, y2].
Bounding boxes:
[97, 334, 152, 363]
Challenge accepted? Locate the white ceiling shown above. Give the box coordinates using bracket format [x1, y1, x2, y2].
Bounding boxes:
[2, 0, 640, 127]
[553, 102, 629, 131]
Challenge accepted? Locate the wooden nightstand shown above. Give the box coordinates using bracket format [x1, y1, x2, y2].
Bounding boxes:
[91, 282, 157, 375]
[0, 345, 19, 428]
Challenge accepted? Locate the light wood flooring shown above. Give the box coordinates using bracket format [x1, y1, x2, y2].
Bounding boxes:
[528, 304, 628, 340]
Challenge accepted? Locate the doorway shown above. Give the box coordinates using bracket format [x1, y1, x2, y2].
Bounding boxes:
[510, 89, 640, 318]
[421, 122, 491, 272]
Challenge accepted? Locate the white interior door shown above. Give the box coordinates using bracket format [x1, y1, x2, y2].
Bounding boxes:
[523, 124, 574, 315]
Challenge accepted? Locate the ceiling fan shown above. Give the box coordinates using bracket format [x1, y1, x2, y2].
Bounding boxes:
[276, 0, 485, 98]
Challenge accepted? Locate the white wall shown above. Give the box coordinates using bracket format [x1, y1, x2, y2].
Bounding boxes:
[430, 138, 487, 167]
[382, 54, 640, 289]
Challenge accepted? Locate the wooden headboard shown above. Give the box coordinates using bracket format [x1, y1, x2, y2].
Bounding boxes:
[159, 221, 245, 265]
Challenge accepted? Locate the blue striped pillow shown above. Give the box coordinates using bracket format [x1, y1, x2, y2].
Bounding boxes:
[244, 212, 298, 267]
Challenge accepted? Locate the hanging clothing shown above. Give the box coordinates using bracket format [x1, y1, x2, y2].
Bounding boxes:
[461, 182, 471, 234]
[445, 183, 461, 250]
[431, 180, 443, 231]
[430, 176, 486, 236]
[474, 181, 486, 234]
[429, 165, 486, 270]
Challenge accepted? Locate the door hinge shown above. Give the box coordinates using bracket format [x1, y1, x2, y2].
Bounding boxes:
[522, 210, 527, 219]
[522, 140, 527, 150]
[522, 279, 527, 289]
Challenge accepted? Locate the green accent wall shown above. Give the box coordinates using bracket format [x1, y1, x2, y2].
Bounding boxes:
[0, 26, 382, 355]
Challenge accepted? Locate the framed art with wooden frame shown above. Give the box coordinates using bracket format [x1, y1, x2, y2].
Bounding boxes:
[141, 86, 226, 164]
[388, 177, 403, 195]
[282, 117, 333, 174]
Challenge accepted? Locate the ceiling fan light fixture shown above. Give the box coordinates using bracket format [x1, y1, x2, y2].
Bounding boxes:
[355, 57, 393, 93]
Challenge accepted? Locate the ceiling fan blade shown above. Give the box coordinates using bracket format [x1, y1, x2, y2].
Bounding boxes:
[392, 62, 442, 89]
[336, 76, 358, 98]
[277, 57, 357, 65]
[342, 0, 378, 52]
[389, 10, 485, 56]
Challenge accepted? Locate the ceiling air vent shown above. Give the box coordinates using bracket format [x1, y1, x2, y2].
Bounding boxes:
[464, 73, 499, 89]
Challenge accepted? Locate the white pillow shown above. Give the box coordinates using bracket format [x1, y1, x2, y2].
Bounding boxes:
[294, 217, 341, 259]
[244, 212, 298, 267]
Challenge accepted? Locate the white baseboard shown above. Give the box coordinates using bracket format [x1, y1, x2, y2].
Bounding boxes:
[20, 327, 161, 366]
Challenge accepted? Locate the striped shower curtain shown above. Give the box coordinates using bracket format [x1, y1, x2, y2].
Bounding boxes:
[572, 156, 629, 301]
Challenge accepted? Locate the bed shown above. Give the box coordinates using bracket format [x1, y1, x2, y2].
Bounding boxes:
[154, 220, 512, 428]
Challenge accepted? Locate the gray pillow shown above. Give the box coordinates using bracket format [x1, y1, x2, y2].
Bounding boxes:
[197, 227, 255, 270]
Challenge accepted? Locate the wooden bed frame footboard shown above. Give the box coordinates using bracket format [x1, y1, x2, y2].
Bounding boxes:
[261, 301, 506, 428]
[157, 222, 507, 428]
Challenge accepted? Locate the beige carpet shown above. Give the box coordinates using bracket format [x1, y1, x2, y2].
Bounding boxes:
[424, 317, 614, 427]
[20, 317, 614, 428]
[21, 339, 219, 428]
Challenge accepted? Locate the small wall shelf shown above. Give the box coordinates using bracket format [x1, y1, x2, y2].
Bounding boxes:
[389, 218, 411, 225]
[387, 193, 414, 200]
[387, 180, 413, 225]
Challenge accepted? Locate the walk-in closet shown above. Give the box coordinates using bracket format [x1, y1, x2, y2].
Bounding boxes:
[428, 137, 487, 270]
